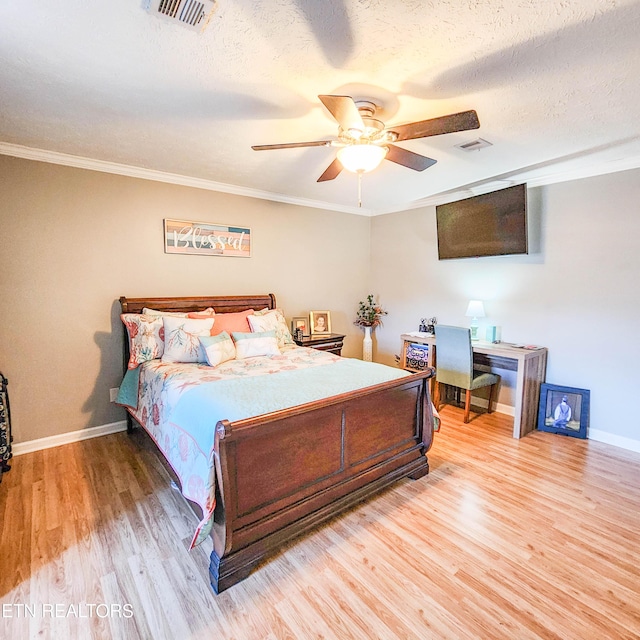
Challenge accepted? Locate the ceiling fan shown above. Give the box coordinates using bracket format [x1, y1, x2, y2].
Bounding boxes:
[252, 94, 480, 182]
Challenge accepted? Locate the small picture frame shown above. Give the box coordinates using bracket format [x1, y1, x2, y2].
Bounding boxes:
[291, 316, 309, 337]
[309, 311, 331, 335]
[537, 383, 589, 439]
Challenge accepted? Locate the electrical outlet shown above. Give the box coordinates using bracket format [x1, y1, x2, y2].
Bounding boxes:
[109, 387, 119, 403]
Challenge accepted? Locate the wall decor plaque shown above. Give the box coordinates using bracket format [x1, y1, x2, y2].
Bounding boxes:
[164, 219, 251, 257]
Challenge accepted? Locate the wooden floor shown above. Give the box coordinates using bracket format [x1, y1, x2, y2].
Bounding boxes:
[2, 408, 640, 639]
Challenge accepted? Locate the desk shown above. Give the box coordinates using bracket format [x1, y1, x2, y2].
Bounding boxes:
[400, 333, 547, 439]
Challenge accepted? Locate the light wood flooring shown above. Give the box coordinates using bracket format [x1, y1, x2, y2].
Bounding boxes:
[1, 407, 640, 639]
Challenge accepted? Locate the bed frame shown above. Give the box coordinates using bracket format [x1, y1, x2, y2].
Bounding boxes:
[119, 294, 435, 593]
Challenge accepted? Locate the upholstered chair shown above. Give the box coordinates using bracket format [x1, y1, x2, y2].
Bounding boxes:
[433, 325, 500, 423]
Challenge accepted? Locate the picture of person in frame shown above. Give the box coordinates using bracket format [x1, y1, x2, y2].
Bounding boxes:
[310, 311, 331, 334]
[314, 315, 327, 333]
[553, 395, 572, 428]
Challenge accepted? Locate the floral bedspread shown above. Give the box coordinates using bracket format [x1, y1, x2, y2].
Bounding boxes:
[119, 346, 435, 547]
[126, 346, 352, 545]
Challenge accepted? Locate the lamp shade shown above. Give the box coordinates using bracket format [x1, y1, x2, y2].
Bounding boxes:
[465, 300, 485, 318]
[337, 143, 388, 173]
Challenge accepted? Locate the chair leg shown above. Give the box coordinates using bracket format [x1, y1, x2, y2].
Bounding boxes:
[487, 383, 495, 414]
[434, 381, 440, 411]
[464, 389, 471, 423]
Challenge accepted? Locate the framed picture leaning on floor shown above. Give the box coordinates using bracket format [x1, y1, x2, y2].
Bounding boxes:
[537, 383, 589, 439]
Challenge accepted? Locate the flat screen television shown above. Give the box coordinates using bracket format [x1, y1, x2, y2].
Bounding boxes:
[436, 183, 528, 259]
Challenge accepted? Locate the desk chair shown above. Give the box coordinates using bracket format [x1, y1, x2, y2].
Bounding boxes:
[433, 325, 499, 423]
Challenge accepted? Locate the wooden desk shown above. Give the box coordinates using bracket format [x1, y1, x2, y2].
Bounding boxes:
[400, 333, 547, 439]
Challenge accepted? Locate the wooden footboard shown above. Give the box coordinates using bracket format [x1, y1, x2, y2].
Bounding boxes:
[209, 368, 435, 593]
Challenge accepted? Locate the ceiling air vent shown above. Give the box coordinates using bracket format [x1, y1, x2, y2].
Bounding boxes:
[145, 0, 216, 32]
[455, 138, 493, 152]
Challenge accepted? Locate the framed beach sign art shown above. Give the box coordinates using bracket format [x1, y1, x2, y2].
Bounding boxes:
[537, 383, 589, 439]
[164, 219, 251, 257]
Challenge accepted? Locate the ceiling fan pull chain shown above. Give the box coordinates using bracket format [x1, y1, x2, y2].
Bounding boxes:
[358, 171, 362, 208]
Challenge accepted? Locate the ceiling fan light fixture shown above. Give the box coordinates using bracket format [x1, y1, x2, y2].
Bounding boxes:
[337, 143, 388, 173]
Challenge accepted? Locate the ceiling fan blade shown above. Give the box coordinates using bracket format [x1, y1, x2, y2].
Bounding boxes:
[318, 95, 365, 133]
[389, 110, 480, 142]
[252, 140, 332, 151]
[385, 145, 437, 171]
[317, 157, 343, 182]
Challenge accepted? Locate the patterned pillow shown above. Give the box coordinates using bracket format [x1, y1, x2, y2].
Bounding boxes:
[249, 308, 294, 348]
[161, 317, 215, 363]
[210, 309, 254, 336]
[142, 307, 189, 317]
[121, 314, 165, 369]
[232, 330, 280, 359]
[199, 332, 236, 367]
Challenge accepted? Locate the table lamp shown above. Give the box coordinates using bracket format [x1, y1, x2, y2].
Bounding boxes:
[465, 300, 485, 341]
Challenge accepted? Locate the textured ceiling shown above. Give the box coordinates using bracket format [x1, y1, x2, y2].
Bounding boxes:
[1, 0, 639, 214]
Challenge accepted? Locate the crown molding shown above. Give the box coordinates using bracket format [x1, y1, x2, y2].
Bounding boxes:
[0, 142, 372, 216]
[3, 141, 639, 217]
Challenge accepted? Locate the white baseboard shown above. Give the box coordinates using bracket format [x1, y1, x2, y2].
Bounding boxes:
[471, 401, 640, 453]
[12, 420, 128, 456]
[10, 418, 640, 458]
[469, 396, 515, 416]
[587, 428, 640, 454]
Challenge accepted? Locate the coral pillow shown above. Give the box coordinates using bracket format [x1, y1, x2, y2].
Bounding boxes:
[187, 307, 216, 319]
[232, 330, 280, 359]
[121, 314, 164, 369]
[210, 309, 254, 336]
[199, 332, 236, 366]
[161, 317, 215, 363]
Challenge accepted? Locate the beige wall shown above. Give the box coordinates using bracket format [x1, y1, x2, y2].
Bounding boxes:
[3, 154, 639, 450]
[0, 155, 371, 443]
[370, 168, 640, 447]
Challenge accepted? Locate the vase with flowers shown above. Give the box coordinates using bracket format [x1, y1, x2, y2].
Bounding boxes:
[354, 294, 387, 362]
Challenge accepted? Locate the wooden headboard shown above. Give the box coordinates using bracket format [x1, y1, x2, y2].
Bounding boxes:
[119, 294, 277, 375]
[119, 293, 276, 315]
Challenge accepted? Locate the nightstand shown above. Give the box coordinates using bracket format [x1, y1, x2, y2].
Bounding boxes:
[294, 333, 345, 356]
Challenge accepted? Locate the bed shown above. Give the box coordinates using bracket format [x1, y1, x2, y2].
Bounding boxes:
[118, 294, 436, 593]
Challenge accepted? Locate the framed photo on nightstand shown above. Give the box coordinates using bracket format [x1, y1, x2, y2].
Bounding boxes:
[309, 311, 331, 335]
[291, 316, 309, 337]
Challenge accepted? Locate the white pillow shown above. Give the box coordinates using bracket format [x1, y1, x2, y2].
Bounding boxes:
[199, 332, 236, 366]
[232, 330, 280, 359]
[142, 307, 189, 317]
[161, 317, 215, 363]
[248, 309, 294, 348]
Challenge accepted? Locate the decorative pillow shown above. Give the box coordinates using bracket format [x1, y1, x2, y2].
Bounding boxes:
[210, 309, 254, 336]
[249, 308, 294, 348]
[142, 307, 188, 317]
[161, 317, 215, 363]
[187, 307, 215, 319]
[199, 332, 236, 367]
[232, 330, 280, 359]
[121, 314, 164, 369]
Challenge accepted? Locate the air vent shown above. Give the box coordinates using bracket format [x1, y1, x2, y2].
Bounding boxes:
[455, 138, 493, 152]
[145, 0, 216, 32]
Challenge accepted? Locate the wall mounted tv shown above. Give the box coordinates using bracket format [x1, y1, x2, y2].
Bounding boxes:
[436, 183, 528, 259]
